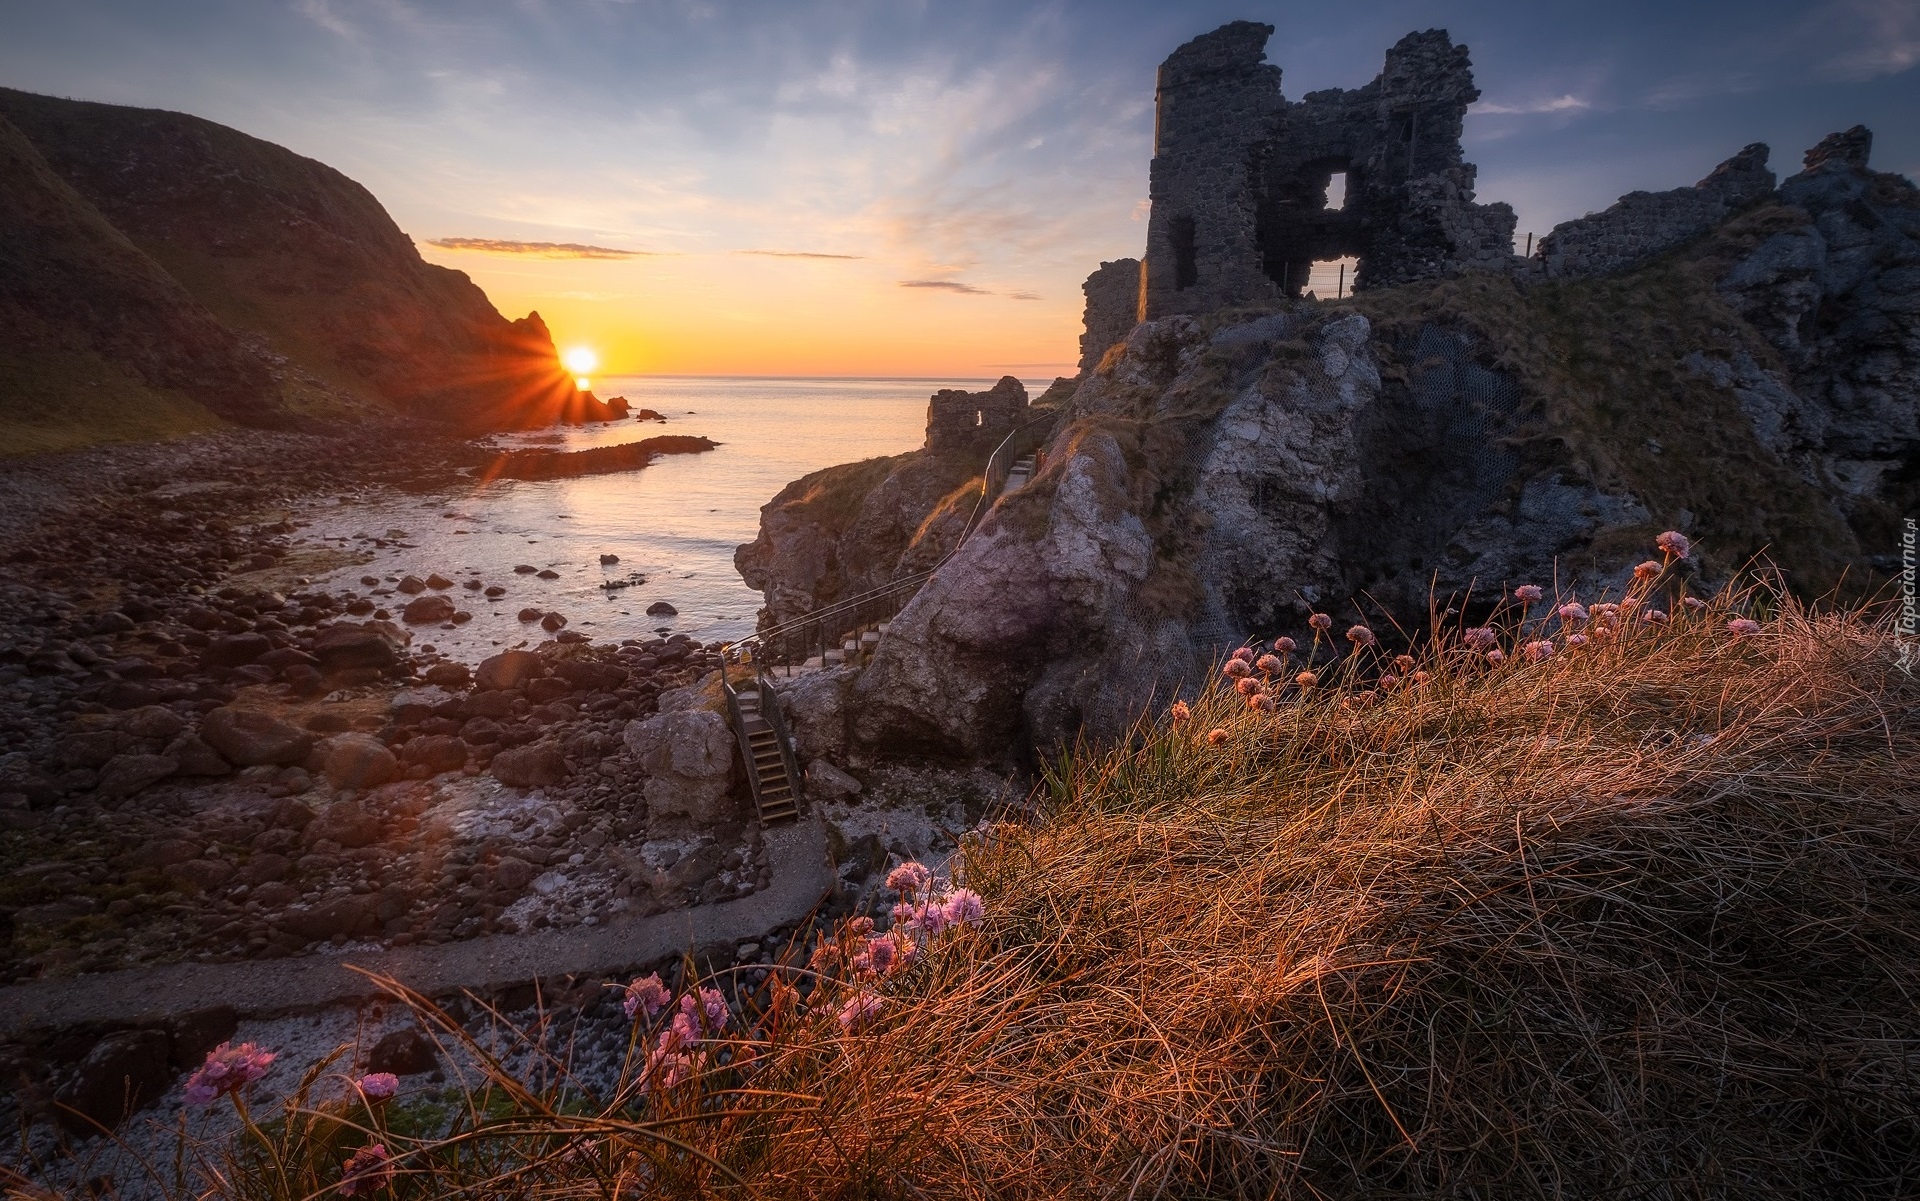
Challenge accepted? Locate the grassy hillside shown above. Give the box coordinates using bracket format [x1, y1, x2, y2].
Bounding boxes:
[106, 561, 1920, 1199]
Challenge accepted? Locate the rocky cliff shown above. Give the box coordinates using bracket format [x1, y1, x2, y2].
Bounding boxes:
[750, 131, 1917, 763]
[0, 88, 572, 443]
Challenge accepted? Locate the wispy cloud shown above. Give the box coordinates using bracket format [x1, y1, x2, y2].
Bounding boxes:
[1008, 291, 1042, 301]
[1813, 0, 1920, 80]
[739, 249, 863, 259]
[425, 237, 656, 258]
[292, 0, 355, 40]
[900, 279, 990, 294]
[1472, 94, 1592, 116]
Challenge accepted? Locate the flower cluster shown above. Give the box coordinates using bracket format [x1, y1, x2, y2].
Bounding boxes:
[357, 1072, 399, 1103]
[183, 1042, 275, 1107]
[337, 1144, 392, 1196]
[614, 973, 733, 1092]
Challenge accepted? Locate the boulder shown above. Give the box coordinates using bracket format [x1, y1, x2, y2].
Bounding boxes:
[553, 659, 627, 692]
[167, 858, 235, 891]
[399, 734, 468, 774]
[121, 705, 188, 741]
[475, 650, 544, 691]
[201, 632, 272, 668]
[311, 622, 405, 673]
[646, 601, 678, 616]
[806, 758, 862, 798]
[490, 741, 571, 789]
[425, 573, 454, 589]
[54, 1030, 173, 1134]
[778, 665, 856, 763]
[201, 707, 314, 767]
[623, 708, 738, 823]
[94, 753, 178, 802]
[164, 734, 232, 777]
[234, 853, 292, 885]
[280, 894, 380, 941]
[365, 1027, 437, 1076]
[492, 855, 534, 892]
[396, 575, 427, 594]
[307, 801, 381, 849]
[56, 730, 127, 770]
[423, 661, 471, 688]
[321, 734, 398, 790]
[401, 594, 456, 625]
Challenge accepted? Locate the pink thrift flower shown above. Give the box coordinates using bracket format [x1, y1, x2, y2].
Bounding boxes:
[890, 900, 916, 927]
[1230, 646, 1255, 662]
[1234, 676, 1262, 696]
[846, 916, 875, 939]
[357, 1073, 399, 1103]
[1567, 633, 1589, 647]
[1485, 648, 1506, 664]
[918, 900, 953, 936]
[1644, 610, 1668, 624]
[1345, 625, 1376, 649]
[1412, 670, 1430, 685]
[696, 987, 728, 1031]
[184, 1042, 274, 1107]
[866, 935, 897, 975]
[1206, 728, 1229, 746]
[1524, 640, 1555, 663]
[1656, 530, 1691, 559]
[849, 947, 874, 976]
[1394, 654, 1415, 672]
[669, 1009, 700, 1048]
[943, 888, 986, 928]
[1463, 627, 1497, 652]
[1514, 585, 1543, 604]
[1557, 603, 1588, 623]
[1248, 694, 1275, 711]
[1255, 654, 1281, 674]
[1294, 671, 1317, 688]
[1272, 637, 1297, 653]
[622, 973, 671, 1021]
[837, 992, 885, 1031]
[886, 862, 932, 895]
[1633, 560, 1662, 582]
[1683, 596, 1706, 611]
[337, 1144, 392, 1197]
[1308, 613, 1332, 632]
[1379, 673, 1399, 689]
[1728, 618, 1762, 637]
[1222, 658, 1252, 679]
[1591, 603, 1619, 618]
[1169, 699, 1191, 723]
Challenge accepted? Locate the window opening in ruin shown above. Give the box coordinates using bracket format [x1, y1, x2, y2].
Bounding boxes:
[1305, 257, 1360, 300]
[1325, 172, 1347, 211]
[974, 410, 983, 427]
[1170, 213, 1198, 290]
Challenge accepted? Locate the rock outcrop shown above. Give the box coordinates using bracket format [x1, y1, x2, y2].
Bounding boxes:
[0, 87, 573, 436]
[833, 131, 1918, 762]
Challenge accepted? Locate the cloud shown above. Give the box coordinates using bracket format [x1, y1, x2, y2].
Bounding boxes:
[292, 0, 355, 40]
[1472, 94, 1592, 116]
[1007, 291, 1042, 301]
[739, 249, 863, 259]
[425, 237, 655, 259]
[900, 279, 990, 294]
[1813, 0, 1920, 80]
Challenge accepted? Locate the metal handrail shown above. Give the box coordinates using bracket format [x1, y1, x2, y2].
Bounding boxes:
[724, 413, 1054, 666]
[719, 672, 768, 817]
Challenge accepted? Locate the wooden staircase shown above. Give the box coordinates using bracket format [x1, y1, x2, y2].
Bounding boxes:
[1003, 452, 1037, 493]
[725, 674, 802, 824]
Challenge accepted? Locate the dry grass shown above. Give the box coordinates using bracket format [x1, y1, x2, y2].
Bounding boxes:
[14, 579, 1920, 1199]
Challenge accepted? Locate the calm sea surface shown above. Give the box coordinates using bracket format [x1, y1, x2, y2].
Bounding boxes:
[297, 376, 1045, 662]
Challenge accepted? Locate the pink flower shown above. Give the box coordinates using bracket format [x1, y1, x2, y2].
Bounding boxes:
[1169, 699, 1191, 723]
[1591, 603, 1619, 619]
[886, 862, 932, 895]
[622, 973, 671, 1021]
[1248, 694, 1275, 712]
[1656, 530, 1691, 559]
[837, 991, 884, 1031]
[337, 1144, 392, 1196]
[1378, 673, 1399, 689]
[1206, 728, 1229, 746]
[1411, 671, 1430, 685]
[678, 988, 728, 1034]
[1345, 625, 1376, 649]
[846, 915, 875, 939]
[1254, 654, 1281, 674]
[1644, 610, 1668, 624]
[1485, 648, 1506, 664]
[1633, 561, 1662, 582]
[1294, 671, 1317, 688]
[1728, 618, 1762, 637]
[1272, 637, 1297, 654]
[1683, 596, 1706, 611]
[889, 900, 916, 927]
[183, 1042, 274, 1106]
[943, 888, 985, 928]
[866, 935, 898, 975]
[669, 1010, 700, 1048]
[1557, 603, 1588, 623]
[1567, 633, 1589, 647]
[1234, 676, 1262, 696]
[917, 899, 953, 936]
[1524, 640, 1555, 662]
[1222, 658, 1252, 679]
[1230, 646, 1255, 662]
[1393, 654, 1415, 672]
[1514, 585, 1543, 604]
[1308, 613, 1332, 632]
[658, 1053, 700, 1089]
[357, 1073, 399, 1103]
[1463, 627, 1497, 652]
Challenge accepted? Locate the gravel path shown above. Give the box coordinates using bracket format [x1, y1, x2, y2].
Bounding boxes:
[0, 814, 830, 1034]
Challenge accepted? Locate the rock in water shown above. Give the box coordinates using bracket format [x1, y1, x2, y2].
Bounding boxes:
[646, 601, 678, 616]
[475, 650, 544, 691]
[401, 594, 456, 624]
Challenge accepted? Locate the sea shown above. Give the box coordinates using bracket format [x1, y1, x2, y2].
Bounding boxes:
[294, 376, 1049, 663]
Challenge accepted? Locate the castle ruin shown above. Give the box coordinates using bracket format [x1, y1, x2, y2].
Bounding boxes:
[924, 376, 1030, 454]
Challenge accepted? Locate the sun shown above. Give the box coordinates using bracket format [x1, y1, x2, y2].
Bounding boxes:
[562, 346, 598, 376]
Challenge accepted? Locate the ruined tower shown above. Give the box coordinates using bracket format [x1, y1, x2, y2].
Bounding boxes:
[1112, 22, 1519, 335]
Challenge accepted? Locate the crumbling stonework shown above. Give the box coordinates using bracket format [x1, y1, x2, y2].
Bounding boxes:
[924, 375, 1030, 454]
[1537, 144, 1776, 279]
[1137, 22, 1516, 321]
[1078, 259, 1142, 374]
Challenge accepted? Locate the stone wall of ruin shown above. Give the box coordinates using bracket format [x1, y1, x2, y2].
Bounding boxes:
[1078, 258, 1142, 373]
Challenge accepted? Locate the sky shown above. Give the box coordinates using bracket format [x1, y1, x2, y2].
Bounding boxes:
[2, 0, 1915, 377]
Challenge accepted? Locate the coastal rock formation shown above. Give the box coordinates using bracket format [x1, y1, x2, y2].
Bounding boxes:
[0, 87, 573, 435]
[831, 129, 1918, 761]
[1537, 143, 1776, 278]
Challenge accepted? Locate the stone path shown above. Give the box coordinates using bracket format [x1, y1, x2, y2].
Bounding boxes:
[0, 815, 833, 1035]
